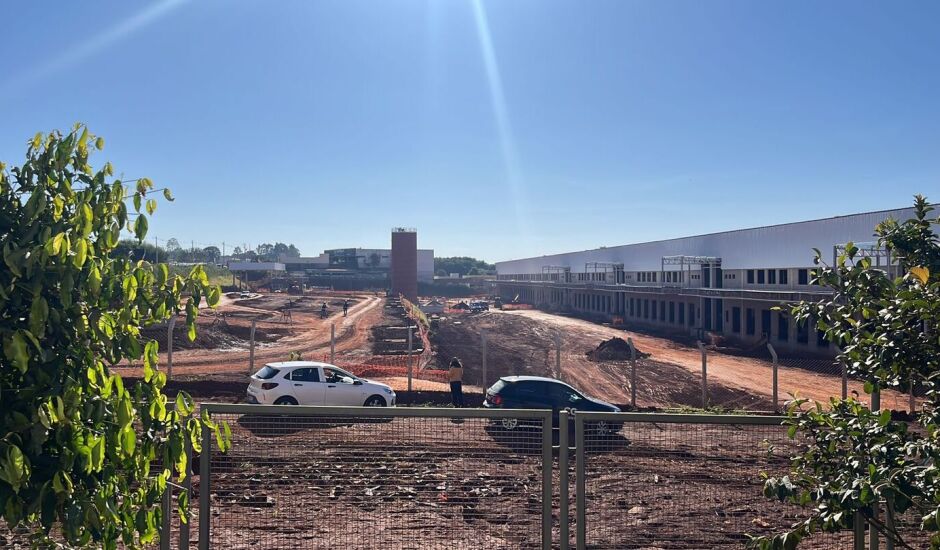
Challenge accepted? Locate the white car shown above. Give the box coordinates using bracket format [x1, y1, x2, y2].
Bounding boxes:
[246, 361, 396, 407]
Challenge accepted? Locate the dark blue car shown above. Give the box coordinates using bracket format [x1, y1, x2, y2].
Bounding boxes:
[483, 375, 622, 435]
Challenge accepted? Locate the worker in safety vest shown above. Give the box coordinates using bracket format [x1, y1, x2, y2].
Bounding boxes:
[448, 357, 465, 408]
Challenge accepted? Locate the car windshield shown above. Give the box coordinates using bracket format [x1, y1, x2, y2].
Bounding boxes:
[255, 365, 280, 380]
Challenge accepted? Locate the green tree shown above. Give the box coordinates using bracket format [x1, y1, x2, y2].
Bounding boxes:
[0, 125, 228, 547]
[751, 196, 940, 549]
[434, 256, 495, 277]
[202, 246, 221, 263]
[112, 239, 167, 263]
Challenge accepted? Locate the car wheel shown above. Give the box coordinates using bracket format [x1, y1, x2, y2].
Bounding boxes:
[500, 418, 519, 431]
[364, 395, 387, 407]
[274, 396, 298, 405]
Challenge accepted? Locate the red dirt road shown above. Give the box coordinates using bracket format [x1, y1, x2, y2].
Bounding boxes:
[502, 309, 913, 410]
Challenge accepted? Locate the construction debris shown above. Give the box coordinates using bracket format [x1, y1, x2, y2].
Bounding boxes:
[586, 337, 650, 361]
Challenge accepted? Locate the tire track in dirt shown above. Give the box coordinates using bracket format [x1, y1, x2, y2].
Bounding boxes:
[503, 309, 912, 409]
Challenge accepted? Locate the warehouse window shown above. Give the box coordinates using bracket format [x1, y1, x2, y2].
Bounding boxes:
[746, 308, 755, 335]
[778, 313, 789, 342]
[652, 272, 657, 282]
[688, 304, 695, 325]
[747, 270, 754, 284]
[779, 270, 788, 285]
[757, 270, 765, 284]
[678, 303, 685, 324]
[761, 310, 772, 339]
[651, 300, 657, 320]
[643, 300, 649, 319]
[660, 301, 665, 321]
[732, 307, 741, 333]
[768, 270, 776, 284]
[797, 320, 809, 344]
[669, 302, 675, 323]
[816, 329, 829, 348]
[798, 269, 808, 285]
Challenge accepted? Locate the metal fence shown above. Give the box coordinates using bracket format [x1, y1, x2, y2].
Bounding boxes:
[564, 412, 844, 549]
[197, 404, 552, 550]
[2, 407, 923, 548]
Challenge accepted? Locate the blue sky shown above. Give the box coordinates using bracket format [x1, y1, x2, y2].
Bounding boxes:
[1, 1, 937, 262]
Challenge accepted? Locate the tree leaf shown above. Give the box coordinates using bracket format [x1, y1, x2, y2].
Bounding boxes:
[4, 332, 30, 373]
[29, 297, 49, 337]
[163, 188, 174, 202]
[134, 214, 148, 241]
[910, 266, 929, 285]
[72, 238, 88, 268]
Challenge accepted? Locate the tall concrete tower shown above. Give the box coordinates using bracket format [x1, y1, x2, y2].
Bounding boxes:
[390, 228, 418, 301]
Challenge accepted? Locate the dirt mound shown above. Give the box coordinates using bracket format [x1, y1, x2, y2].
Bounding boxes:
[586, 337, 650, 361]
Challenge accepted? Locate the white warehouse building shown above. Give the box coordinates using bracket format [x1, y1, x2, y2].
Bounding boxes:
[496, 206, 919, 357]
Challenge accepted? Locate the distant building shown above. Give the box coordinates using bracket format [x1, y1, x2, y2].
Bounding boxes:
[496, 206, 922, 356]
[276, 244, 433, 292]
[391, 228, 418, 301]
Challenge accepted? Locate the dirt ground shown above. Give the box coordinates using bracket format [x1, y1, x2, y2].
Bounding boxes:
[431, 309, 913, 411]
[180, 414, 898, 549]
[116, 291, 383, 377]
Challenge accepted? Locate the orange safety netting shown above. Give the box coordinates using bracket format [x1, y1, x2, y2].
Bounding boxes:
[317, 354, 448, 383]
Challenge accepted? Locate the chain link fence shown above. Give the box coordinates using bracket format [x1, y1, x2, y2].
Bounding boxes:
[197, 404, 552, 550]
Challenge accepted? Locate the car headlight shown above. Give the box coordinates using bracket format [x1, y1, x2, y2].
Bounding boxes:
[383, 388, 393, 394]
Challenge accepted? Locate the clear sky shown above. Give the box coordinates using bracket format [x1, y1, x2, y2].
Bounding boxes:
[1, 1, 937, 262]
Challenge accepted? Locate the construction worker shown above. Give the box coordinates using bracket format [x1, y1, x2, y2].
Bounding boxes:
[320, 303, 327, 319]
[449, 357, 465, 408]
[343, 299, 349, 316]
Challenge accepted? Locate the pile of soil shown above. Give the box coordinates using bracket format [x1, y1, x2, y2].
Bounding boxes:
[585, 337, 650, 361]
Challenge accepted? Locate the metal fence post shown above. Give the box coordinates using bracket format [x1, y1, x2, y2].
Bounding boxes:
[559, 410, 569, 550]
[248, 319, 256, 375]
[180, 435, 192, 550]
[167, 316, 176, 380]
[541, 411, 553, 550]
[575, 414, 586, 550]
[627, 338, 637, 409]
[870, 390, 881, 550]
[555, 332, 562, 380]
[160, 476, 171, 550]
[909, 378, 916, 415]
[767, 343, 778, 412]
[836, 346, 847, 400]
[407, 325, 413, 392]
[697, 342, 708, 408]
[198, 422, 211, 550]
[330, 323, 335, 364]
[481, 330, 488, 388]
[854, 512, 866, 550]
